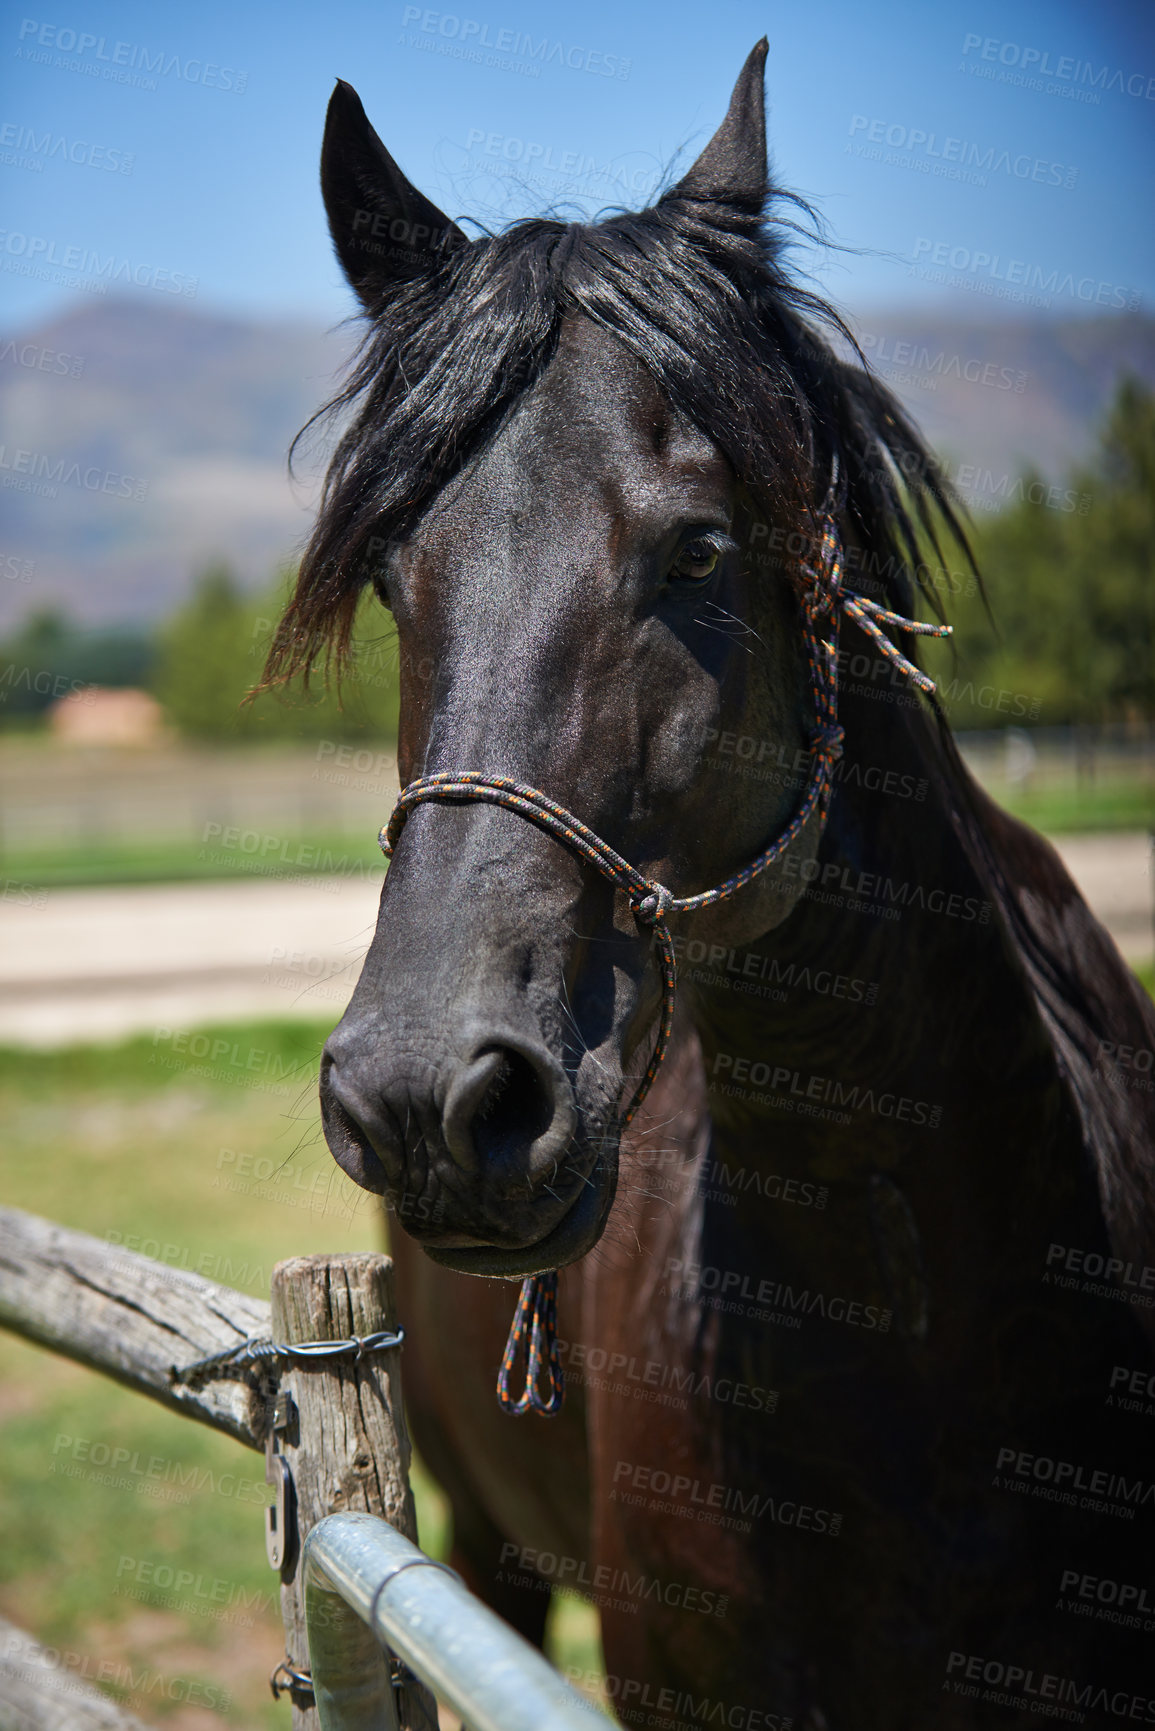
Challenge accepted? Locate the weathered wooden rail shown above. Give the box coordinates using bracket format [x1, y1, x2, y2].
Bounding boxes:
[0, 1613, 159, 1731]
[0, 1205, 272, 1446]
[0, 1205, 601, 1730]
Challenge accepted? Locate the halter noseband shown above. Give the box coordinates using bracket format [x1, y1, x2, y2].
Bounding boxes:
[378, 516, 950, 1414]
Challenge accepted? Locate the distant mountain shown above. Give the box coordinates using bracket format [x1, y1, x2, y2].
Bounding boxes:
[843, 308, 1155, 506]
[0, 299, 351, 629]
[1, 296, 1153, 628]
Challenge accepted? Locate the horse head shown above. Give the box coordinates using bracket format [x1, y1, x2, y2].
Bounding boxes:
[272, 44, 946, 1279]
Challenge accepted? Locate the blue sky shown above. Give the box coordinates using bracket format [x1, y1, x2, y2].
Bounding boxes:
[1, 0, 1152, 332]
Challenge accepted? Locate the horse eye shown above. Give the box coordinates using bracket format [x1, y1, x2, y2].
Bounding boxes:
[670, 538, 720, 582]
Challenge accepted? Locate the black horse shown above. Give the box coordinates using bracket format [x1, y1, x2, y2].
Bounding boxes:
[267, 43, 1155, 1729]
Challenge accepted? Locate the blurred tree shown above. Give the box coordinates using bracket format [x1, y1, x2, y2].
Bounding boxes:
[0, 608, 155, 724]
[152, 562, 399, 743]
[152, 564, 251, 740]
[924, 377, 1155, 727]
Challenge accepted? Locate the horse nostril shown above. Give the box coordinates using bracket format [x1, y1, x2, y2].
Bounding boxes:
[319, 1047, 395, 1194]
[475, 1047, 552, 1155]
[443, 1040, 576, 1186]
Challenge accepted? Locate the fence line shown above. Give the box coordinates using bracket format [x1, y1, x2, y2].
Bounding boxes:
[0, 1206, 270, 1447]
[0, 1206, 601, 1730]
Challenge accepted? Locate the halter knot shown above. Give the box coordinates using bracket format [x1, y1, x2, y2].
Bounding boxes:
[800, 519, 844, 615]
[631, 883, 674, 926]
[809, 723, 845, 764]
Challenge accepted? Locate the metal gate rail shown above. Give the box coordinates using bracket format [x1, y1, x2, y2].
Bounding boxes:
[304, 1512, 607, 1731]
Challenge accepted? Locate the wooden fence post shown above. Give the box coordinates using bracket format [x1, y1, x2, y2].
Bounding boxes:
[269, 1255, 439, 1731]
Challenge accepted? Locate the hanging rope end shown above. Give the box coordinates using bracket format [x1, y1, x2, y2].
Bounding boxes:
[497, 1271, 565, 1416]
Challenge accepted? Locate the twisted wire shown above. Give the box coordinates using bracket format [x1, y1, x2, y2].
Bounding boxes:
[171, 1328, 405, 1384]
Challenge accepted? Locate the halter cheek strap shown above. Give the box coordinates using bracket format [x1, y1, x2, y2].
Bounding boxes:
[378, 519, 951, 1415]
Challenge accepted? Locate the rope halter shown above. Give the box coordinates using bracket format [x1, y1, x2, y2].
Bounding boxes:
[378, 516, 951, 1415]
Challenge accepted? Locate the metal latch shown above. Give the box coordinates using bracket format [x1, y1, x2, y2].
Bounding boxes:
[266, 1390, 297, 1574]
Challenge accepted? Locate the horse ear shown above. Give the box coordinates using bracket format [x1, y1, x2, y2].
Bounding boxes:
[669, 38, 768, 205]
[321, 80, 467, 309]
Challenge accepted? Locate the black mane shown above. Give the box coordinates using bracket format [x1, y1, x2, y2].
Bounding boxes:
[267, 178, 968, 682]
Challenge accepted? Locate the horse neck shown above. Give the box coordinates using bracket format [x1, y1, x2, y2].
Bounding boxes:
[683, 676, 1036, 1143]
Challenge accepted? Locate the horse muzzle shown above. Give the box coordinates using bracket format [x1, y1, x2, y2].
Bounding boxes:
[319, 1021, 617, 1275]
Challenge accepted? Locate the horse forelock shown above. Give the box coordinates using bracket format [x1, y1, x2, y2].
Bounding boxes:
[265, 178, 972, 691]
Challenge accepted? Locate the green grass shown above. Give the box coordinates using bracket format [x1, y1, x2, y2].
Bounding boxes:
[0, 1019, 605, 1728]
[994, 778, 1154, 835]
[1, 831, 384, 890]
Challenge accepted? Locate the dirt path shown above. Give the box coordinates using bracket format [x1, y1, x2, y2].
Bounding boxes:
[0, 834, 1149, 1047]
[0, 874, 381, 1046]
